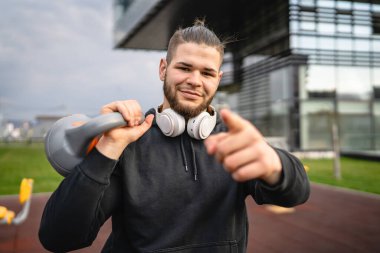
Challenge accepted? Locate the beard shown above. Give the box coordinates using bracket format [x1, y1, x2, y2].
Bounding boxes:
[163, 77, 214, 120]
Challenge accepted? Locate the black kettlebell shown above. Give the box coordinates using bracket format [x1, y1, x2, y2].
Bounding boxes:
[44, 113, 128, 177]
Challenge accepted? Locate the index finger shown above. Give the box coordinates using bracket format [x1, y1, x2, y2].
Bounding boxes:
[101, 100, 143, 126]
[220, 109, 247, 132]
[221, 109, 263, 140]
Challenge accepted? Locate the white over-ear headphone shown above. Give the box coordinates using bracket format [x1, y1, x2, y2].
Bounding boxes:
[155, 106, 217, 140]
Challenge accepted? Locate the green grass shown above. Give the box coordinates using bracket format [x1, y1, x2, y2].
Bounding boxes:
[301, 157, 380, 195]
[0, 143, 380, 195]
[0, 143, 63, 195]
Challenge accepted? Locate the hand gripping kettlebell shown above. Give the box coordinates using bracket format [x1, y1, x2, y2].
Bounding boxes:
[44, 113, 128, 177]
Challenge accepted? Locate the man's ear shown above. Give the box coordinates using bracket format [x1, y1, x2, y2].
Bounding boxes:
[218, 70, 223, 83]
[159, 58, 167, 81]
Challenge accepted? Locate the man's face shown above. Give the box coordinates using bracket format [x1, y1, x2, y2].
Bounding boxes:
[159, 42, 223, 119]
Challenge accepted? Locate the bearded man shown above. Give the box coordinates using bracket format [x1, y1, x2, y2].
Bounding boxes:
[39, 19, 310, 253]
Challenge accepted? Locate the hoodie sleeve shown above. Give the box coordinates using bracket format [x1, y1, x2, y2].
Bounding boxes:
[39, 148, 121, 252]
[248, 148, 310, 207]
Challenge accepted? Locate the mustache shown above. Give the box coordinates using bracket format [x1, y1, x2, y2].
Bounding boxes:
[176, 85, 205, 97]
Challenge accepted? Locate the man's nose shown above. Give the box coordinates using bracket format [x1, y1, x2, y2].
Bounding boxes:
[187, 71, 202, 86]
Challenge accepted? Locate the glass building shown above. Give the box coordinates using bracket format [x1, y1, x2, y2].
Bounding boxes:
[289, 0, 380, 152]
[113, 0, 380, 152]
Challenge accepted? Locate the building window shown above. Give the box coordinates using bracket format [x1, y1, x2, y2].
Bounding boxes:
[317, 0, 334, 9]
[300, 21, 316, 31]
[337, 1, 351, 11]
[337, 24, 352, 33]
[374, 87, 380, 99]
[318, 22, 335, 34]
[353, 2, 370, 11]
[337, 66, 371, 100]
[319, 37, 335, 50]
[354, 39, 370, 52]
[372, 13, 380, 35]
[337, 38, 352, 51]
[354, 25, 371, 36]
[299, 35, 318, 49]
[299, 0, 315, 7]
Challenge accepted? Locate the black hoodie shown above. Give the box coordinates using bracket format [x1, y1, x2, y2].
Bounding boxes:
[39, 108, 310, 252]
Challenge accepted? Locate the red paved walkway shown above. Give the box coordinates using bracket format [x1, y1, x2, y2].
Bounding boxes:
[1, 183, 379, 253]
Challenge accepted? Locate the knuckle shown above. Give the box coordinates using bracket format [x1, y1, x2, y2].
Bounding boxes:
[232, 171, 245, 182]
[216, 143, 227, 157]
[223, 156, 236, 171]
[100, 104, 113, 114]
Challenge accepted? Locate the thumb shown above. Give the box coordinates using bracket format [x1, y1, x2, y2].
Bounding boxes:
[135, 114, 154, 135]
[220, 109, 246, 132]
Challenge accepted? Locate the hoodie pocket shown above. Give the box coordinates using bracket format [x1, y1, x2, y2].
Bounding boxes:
[149, 240, 238, 253]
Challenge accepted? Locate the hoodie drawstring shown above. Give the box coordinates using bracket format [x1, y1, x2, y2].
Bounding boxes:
[180, 135, 198, 181]
[180, 135, 189, 172]
[190, 140, 198, 181]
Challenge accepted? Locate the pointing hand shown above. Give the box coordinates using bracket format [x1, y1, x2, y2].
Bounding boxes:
[204, 109, 282, 185]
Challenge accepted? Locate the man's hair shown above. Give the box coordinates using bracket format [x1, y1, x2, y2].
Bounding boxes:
[166, 18, 225, 64]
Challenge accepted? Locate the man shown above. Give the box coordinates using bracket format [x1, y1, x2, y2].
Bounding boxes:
[39, 19, 309, 252]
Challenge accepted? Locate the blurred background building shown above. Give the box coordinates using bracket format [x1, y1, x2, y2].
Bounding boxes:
[113, 0, 380, 153]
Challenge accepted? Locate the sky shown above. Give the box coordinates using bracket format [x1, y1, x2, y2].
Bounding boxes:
[0, 0, 166, 121]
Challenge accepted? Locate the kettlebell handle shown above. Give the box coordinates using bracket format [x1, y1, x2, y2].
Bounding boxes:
[66, 113, 128, 157]
[45, 112, 143, 177]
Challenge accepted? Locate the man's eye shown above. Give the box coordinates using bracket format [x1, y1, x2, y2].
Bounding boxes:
[203, 72, 214, 77]
[178, 67, 190, 71]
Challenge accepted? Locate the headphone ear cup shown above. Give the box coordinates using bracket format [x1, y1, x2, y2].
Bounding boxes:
[156, 108, 186, 137]
[187, 111, 217, 140]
